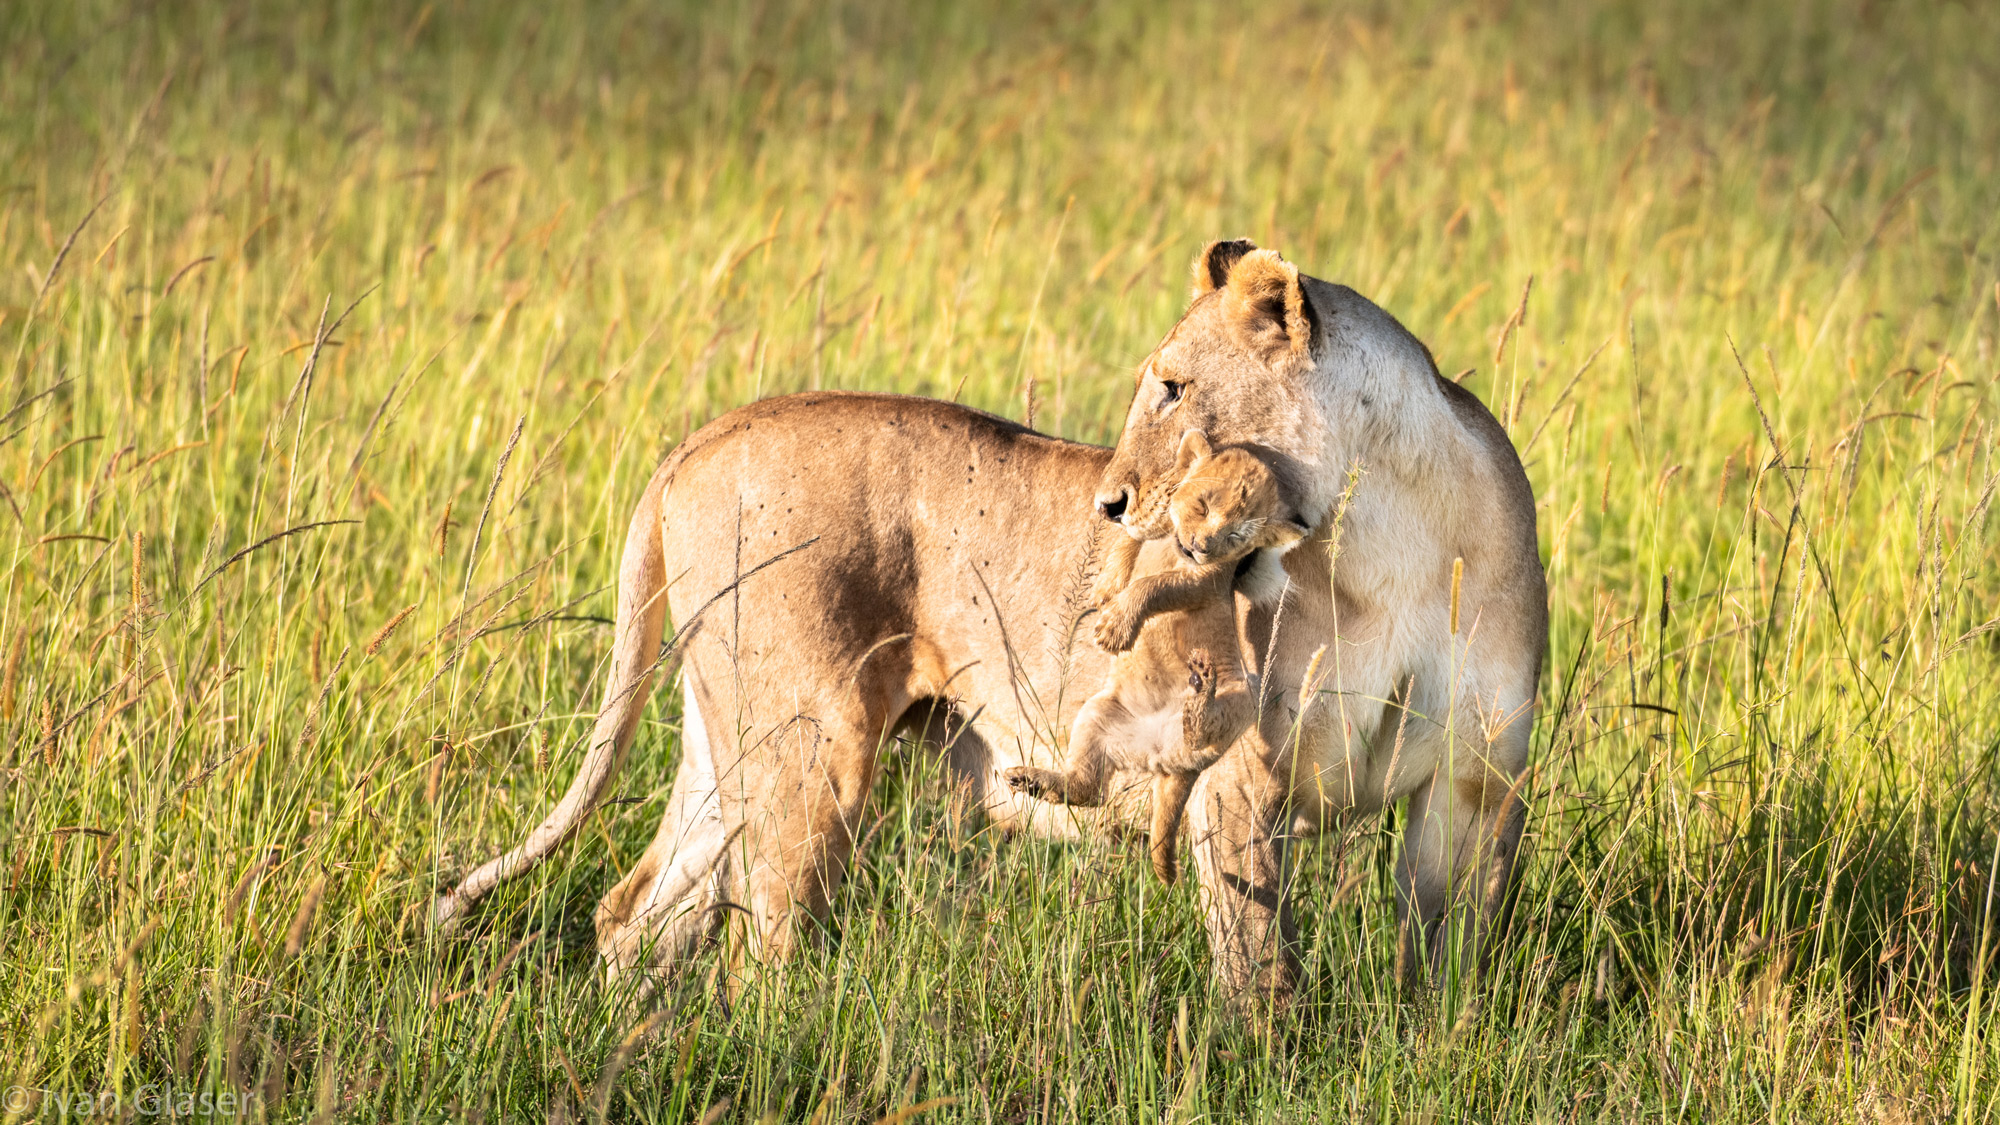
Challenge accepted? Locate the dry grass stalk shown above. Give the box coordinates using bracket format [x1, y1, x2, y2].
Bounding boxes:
[872, 1098, 960, 1125]
[1298, 643, 1327, 703]
[284, 872, 329, 959]
[1491, 274, 1534, 369]
[127, 530, 144, 675]
[590, 1006, 670, 1120]
[365, 603, 419, 656]
[295, 646, 349, 754]
[462, 414, 527, 598]
[3, 626, 25, 720]
[1449, 557, 1465, 636]
[483, 990, 517, 1051]
[39, 696, 57, 767]
[425, 738, 452, 805]
[131, 530, 145, 615]
[30, 192, 110, 313]
[225, 851, 278, 921]
[432, 499, 455, 559]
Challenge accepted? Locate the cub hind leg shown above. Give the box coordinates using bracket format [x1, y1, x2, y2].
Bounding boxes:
[1001, 689, 1129, 807]
[1148, 771, 1197, 882]
[1149, 648, 1254, 883]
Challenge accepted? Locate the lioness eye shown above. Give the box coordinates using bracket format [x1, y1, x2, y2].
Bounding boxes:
[1157, 380, 1183, 410]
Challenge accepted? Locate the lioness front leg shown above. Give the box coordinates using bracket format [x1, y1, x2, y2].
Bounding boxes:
[1395, 768, 1525, 988]
[1188, 735, 1298, 1015]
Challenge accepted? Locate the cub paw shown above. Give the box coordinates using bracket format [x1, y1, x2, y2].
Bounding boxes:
[1003, 766, 1062, 802]
[1094, 604, 1141, 653]
[1087, 571, 1126, 609]
[1182, 648, 1222, 749]
[1185, 648, 1216, 696]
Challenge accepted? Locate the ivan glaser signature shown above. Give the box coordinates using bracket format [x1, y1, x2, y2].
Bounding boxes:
[3, 1085, 257, 1118]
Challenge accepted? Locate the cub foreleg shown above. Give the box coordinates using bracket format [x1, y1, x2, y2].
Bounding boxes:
[1171, 648, 1257, 773]
[1090, 533, 1143, 608]
[1094, 562, 1234, 653]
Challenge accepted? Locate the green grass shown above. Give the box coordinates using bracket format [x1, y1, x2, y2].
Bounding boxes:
[3, 0, 1998, 1120]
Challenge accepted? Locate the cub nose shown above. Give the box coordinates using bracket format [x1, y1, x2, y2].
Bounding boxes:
[1095, 487, 1131, 523]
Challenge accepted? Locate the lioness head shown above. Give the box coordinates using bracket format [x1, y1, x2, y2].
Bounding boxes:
[1166, 430, 1308, 566]
[1095, 239, 1321, 539]
[1097, 239, 1447, 542]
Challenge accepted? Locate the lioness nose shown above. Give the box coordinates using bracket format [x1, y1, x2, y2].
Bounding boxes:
[1095, 487, 1131, 523]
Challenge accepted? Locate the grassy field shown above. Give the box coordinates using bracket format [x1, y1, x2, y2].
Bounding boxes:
[3, 0, 1999, 1120]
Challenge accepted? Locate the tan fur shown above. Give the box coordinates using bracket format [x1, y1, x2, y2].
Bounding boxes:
[434, 241, 1545, 1016]
[1002, 431, 1307, 882]
[1098, 239, 1547, 996]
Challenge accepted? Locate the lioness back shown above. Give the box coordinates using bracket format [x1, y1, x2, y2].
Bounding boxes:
[652, 392, 1126, 793]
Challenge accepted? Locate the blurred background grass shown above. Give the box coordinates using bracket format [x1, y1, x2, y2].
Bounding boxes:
[1, 0, 1997, 1120]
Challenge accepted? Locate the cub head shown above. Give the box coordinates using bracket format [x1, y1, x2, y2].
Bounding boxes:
[1166, 430, 1310, 567]
[1096, 239, 1323, 539]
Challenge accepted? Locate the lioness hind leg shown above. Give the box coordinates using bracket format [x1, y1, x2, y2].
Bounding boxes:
[597, 678, 731, 984]
[727, 708, 892, 971]
[1394, 770, 1524, 989]
[595, 785, 732, 982]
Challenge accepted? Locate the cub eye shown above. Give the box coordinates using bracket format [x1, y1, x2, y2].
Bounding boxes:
[1157, 380, 1184, 410]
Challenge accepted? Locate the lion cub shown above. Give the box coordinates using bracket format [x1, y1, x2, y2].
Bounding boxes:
[1005, 431, 1307, 882]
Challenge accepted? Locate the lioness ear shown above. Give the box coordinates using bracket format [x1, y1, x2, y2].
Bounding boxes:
[1174, 429, 1213, 473]
[1222, 249, 1317, 375]
[1190, 238, 1260, 299]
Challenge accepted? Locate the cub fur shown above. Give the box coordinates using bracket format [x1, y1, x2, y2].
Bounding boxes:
[1003, 430, 1306, 882]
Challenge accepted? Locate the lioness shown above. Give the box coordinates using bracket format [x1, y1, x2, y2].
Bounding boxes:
[1004, 429, 1307, 883]
[433, 239, 1545, 1009]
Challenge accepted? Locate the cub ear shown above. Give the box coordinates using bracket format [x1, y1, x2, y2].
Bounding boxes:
[1190, 238, 1260, 299]
[1265, 517, 1312, 549]
[1174, 429, 1213, 473]
[1222, 249, 1317, 375]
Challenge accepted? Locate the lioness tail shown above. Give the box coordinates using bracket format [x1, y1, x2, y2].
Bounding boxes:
[432, 469, 672, 932]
